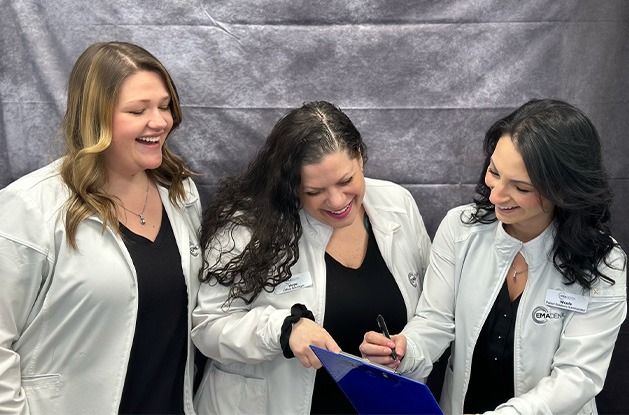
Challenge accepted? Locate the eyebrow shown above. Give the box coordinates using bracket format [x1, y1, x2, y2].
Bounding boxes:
[302, 172, 354, 191]
[122, 96, 171, 105]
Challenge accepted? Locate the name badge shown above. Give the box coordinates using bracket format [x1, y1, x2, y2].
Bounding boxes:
[275, 271, 313, 294]
[545, 289, 588, 313]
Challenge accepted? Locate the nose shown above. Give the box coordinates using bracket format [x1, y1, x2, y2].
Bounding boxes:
[147, 108, 169, 130]
[326, 188, 347, 210]
[488, 181, 509, 205]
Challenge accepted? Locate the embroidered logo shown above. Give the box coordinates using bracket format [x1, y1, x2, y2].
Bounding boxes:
[532, 306, 565, 325]
[408, 272, 419, 287]
[190, 244, 200, 257]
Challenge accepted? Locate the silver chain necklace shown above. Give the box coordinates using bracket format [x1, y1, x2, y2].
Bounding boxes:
[511, 264, 528, 281]
[121, 177, 149, 225]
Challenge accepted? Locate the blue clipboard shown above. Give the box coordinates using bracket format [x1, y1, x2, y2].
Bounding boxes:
[311, 345, 443, 415]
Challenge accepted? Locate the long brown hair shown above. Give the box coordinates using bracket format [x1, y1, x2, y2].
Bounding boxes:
[60, 41, 194, 248]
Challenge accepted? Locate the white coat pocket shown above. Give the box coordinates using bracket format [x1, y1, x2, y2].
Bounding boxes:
[22, 373, 61, 415]
[196, 364, 268, 415]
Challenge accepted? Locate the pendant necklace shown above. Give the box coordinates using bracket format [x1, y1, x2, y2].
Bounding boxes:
[121, 177, 149, 225]
[511, 263, 528, 281]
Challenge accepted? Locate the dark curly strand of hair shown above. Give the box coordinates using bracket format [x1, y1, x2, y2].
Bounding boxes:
[199, 101, 366, 304]
[467, 98, 624, 290]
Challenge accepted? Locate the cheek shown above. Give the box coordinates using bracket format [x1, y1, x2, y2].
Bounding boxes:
[517, 194, 544, 209]
[165, 112, 174, 129]
[299, 195, 319, 215]
[353, 175, 366, 197]
[111, 118, 124, 140]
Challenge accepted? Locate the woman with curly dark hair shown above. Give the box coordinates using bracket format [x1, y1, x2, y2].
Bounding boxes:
[361, 99, 627, 414]
[192, 101, 432, 414]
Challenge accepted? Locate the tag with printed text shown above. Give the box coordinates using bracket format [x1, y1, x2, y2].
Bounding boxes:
[545, 289, 588, 313]
[275, 271, 313, 294]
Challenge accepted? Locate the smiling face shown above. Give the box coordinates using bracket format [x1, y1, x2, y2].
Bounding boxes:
[299, 150, 366, 229]
[485, 135, 555, 242]
[102, 70, 173, 178]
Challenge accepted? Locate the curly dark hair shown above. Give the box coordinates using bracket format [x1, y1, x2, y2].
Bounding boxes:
[199, 101, 367, 304]
[467, 98, 623, 289]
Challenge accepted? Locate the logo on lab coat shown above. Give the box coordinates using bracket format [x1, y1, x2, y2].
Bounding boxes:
[532, 306, 565, 325]
[408, 272, 419, 287]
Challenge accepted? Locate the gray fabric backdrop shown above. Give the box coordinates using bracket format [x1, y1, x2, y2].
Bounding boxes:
[1, 0, 628, 412]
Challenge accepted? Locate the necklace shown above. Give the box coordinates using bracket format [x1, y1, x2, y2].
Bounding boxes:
[511, 263, 528, 281]
[121, 177, 149, 225]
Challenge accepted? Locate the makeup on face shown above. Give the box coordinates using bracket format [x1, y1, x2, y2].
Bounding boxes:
[300, 151, 366, 229]
[103, 71, 173, 177]
[485, 136, 554, 241]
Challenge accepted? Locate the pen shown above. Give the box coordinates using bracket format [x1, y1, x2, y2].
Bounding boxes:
[376, 314, 398, 361]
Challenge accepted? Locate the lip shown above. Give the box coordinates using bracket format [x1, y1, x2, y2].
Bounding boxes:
[323, 200, 353, 220]
[496, 205, 520, 215]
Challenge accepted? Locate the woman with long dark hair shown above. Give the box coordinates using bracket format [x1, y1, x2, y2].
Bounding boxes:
[192, 101, 431, 414]
[361, 99, 626, 414]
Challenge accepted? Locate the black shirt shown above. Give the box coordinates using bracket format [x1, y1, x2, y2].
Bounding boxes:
[118, 208, 188, 414]
[464, 280, 520, 413]
[310, 218, 407, 414]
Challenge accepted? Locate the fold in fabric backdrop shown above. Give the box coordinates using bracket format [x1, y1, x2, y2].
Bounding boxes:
[1, 1, 628, 411]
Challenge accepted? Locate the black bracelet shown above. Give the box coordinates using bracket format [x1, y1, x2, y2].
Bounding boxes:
[279, 303, 315, 359]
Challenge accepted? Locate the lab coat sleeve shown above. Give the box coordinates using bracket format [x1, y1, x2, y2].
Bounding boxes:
[407, 189, 432, 282]
[399, 211, 457, 379]
[191, 226, 289, 365]
[0, 187, 52, 415]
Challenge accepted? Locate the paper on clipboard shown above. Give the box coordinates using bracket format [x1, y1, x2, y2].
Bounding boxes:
[311, 345, 443, 415]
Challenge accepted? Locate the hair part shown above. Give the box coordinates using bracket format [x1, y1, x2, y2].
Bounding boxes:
[200, 101, 367, 305]
[467, 98, 623, 289]
[60, 41, 194, 248]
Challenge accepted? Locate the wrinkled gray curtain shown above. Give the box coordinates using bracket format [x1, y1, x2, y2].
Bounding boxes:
[1, 0, 628, 412]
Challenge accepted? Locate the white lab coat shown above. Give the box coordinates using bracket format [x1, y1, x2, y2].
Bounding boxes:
[0, 160, 202, 414]
[401, 204, 627, 414]
[192, 178, 431, 414]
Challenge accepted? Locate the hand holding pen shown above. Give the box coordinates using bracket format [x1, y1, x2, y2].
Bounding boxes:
[376, 314, 398, 361]
[359, 315, 407, 368]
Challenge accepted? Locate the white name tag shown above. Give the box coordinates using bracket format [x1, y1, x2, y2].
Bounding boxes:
[545, 289, 588, 313]
[275, 271, 313, 294]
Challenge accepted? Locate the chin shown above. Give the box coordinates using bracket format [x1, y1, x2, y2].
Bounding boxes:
[144, 159, 163, 170]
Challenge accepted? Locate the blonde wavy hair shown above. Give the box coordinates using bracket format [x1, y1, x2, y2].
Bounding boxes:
[60, 41, 194, 248]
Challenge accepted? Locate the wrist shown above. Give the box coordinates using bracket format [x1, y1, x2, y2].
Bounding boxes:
[279, 303, 315, 358]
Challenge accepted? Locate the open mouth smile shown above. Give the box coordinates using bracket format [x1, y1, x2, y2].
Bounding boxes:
[324, 201, 352, 219]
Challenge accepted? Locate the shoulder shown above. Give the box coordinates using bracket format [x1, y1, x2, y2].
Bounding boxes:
[160, 177, 201, 213]
[443, 204, 475, 223]
[181, 177, 201, 205]
[207, 222, 253, 259]
[435, 204, 496, 243]
[365, 177, 411, 195]
[593, 244, 627, 292]
[0, 161, 66, 249]
[364, 177, 415, 207]
[0, 160, 67, 221]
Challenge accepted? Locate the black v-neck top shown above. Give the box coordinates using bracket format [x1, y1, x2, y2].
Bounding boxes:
[464, 280, 521, 413]
[118, 207, 188, 414]
[310, 218, 407, 414]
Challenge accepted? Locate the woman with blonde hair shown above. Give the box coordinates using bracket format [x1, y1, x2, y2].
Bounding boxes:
[0, 41, 201, 414]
